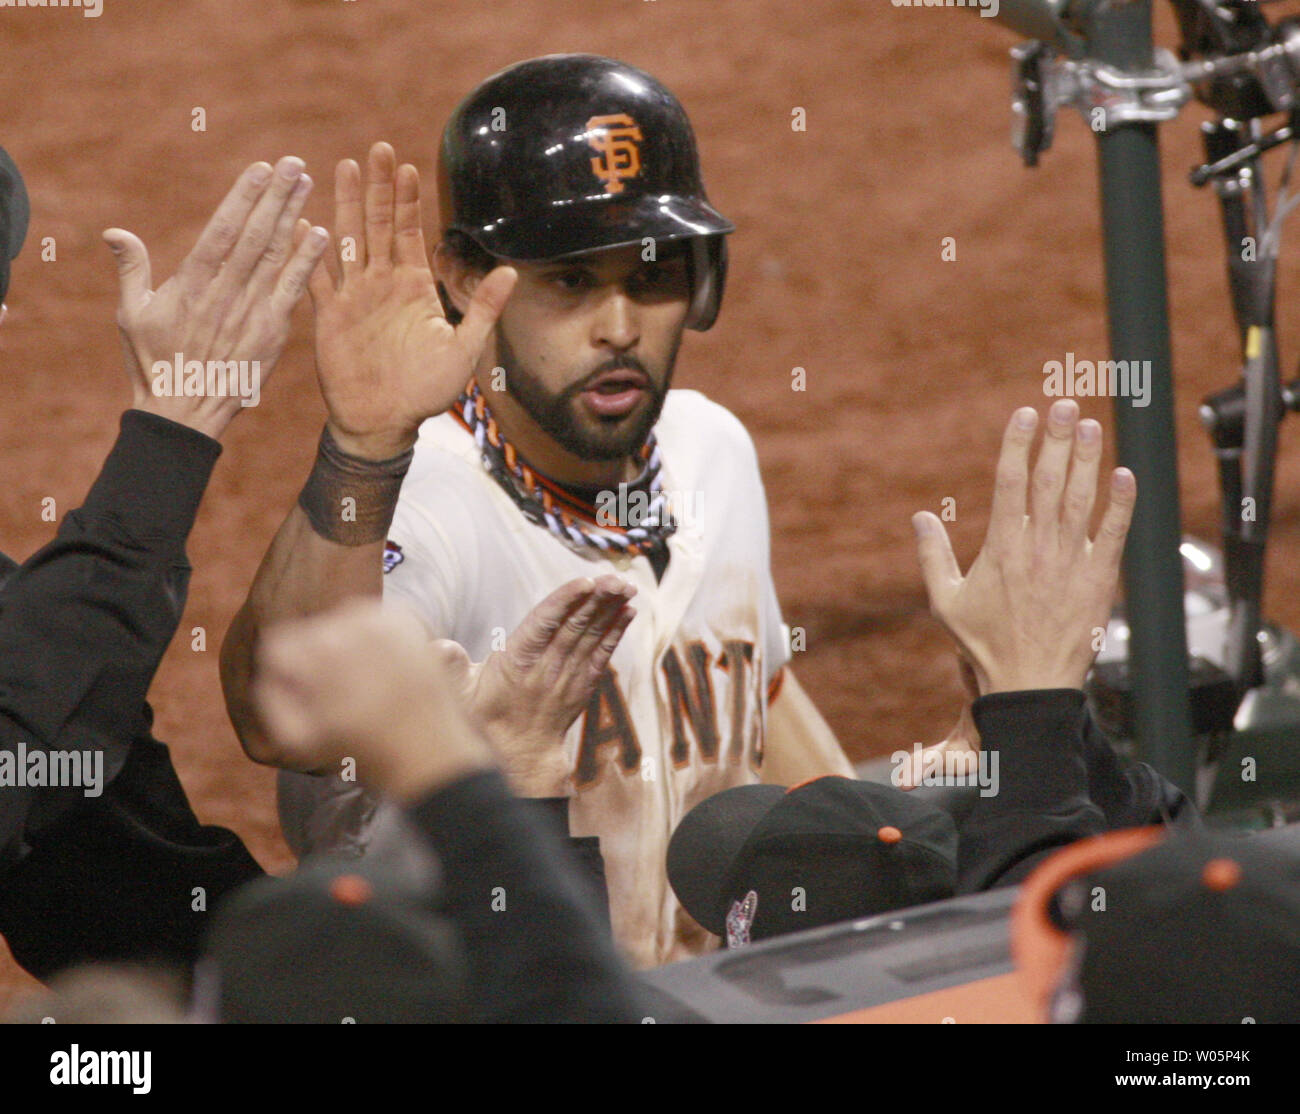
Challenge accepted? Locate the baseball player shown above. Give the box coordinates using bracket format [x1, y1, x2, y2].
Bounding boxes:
[221, 55, 853, 967]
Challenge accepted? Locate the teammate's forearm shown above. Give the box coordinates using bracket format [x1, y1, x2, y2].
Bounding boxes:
[956, 689, 1107, 891]
[2, 411, 221, 865]
[220, 505, 386, 766]
[2, 411, 219, 746]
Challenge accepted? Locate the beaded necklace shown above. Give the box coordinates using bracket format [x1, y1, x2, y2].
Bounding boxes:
[451, 379, 677, 558]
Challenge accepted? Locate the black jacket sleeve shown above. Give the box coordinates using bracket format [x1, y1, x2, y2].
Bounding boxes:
[956, 689, 1108, 892]
[1079, 706, 1198, 829]
[0, 409, 221, 867]
[406, 769, 643, 1023]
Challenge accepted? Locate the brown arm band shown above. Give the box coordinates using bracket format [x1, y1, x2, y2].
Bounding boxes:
[296, 425, 414, 545]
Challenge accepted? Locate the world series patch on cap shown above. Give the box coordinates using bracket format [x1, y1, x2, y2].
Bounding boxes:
[1013, 826, 1300, 1023]
[666, 775, 958, 945]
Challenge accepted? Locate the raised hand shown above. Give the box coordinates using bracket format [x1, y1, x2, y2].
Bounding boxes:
[912, 400, 1136, 696]
[105, 157, 328, 440]
[433, 575, 637, 797]
[308, 142, 517, 460]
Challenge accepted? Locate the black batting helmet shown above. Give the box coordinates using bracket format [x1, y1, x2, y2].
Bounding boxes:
[437, 54, 733, 331]
[0, 146, 30, 305]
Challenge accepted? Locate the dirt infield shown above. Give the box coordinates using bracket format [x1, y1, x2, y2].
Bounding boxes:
[4, 0, 1300, 1001]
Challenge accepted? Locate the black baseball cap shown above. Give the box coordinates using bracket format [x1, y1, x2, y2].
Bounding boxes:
[199, 853, 469, 1023]
[1013, 827, 1300, 1023]
[667, 776, 959, 945]
[0, 146, 30, 305]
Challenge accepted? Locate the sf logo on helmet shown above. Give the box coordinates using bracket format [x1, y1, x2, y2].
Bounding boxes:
[586, 113, 643, 195]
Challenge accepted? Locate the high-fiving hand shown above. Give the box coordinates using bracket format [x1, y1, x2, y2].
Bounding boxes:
[106, 156, 329, 440]
[912, 400, 1136, 696]
[308, 142, 517, 461]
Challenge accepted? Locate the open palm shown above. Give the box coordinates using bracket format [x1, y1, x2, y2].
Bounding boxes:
[308, 142, 516, 460]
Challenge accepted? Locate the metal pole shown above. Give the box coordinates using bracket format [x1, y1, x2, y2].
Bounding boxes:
[1085, 0, 1197, 792]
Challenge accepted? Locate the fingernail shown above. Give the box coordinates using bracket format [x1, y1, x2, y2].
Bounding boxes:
[1015, 407, 1037, 429]
[250, 162, 273, 185]
[293, 173, 312, 196]
[311, 226, 329, 242]
[1050, 399, 1074, 422]
[911, 512, 931, 537]
[278, 156, 305, 180]
[1078, 420, 1100, 442]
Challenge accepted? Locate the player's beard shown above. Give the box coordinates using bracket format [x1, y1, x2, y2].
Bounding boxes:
[493, 322, 681, 462]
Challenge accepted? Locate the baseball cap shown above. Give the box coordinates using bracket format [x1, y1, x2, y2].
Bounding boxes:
[1012, 826, 1300, 1023]
[199, 853, 469, 1024]
[0, 146, 30, 305]
[667, 776, 959, 946]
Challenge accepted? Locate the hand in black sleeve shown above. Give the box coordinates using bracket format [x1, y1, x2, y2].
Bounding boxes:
[0, 410, 221, 867]
[407, 769, 644, 1023]
[956, 689, 1108, 892]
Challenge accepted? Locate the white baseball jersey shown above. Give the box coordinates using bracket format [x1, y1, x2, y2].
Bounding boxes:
[278, 388, 790, 968]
